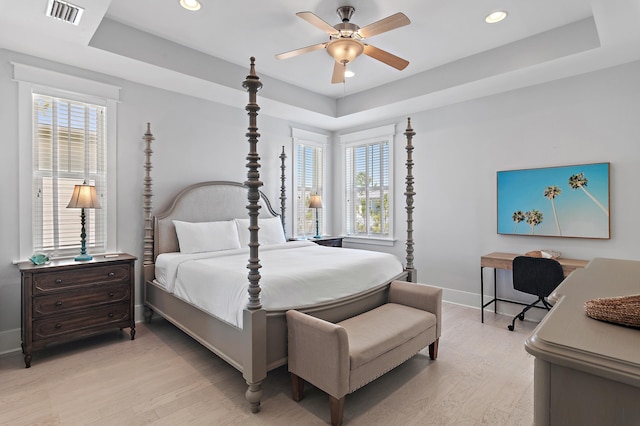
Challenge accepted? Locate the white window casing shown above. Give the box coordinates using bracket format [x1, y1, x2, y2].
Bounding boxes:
[291, 128, 328, 239]
[340, 124, 395, 244]
[14, 63, 120, 260]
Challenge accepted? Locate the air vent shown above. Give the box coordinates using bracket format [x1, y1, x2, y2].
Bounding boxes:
[46, 0, 84, 25]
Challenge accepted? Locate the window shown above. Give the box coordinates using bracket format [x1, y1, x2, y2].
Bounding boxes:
[292, 128, 327, 238]
[14, 63, 119, 260]
[341, 125, 395, 240]
[32, 94, 106, 256]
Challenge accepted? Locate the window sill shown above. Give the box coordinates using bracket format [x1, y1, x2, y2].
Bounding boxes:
[342, 236, 396, 247]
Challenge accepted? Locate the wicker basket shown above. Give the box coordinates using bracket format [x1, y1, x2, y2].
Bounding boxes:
[524, 250, 561, 259]
[584, 294, 640, 328]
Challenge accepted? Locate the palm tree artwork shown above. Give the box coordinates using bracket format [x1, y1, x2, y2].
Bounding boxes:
[498, 163, 609, 238]
[512, 210, 525, 234]
[544, 186, 562, 236]
[568, 173, 609, 217]
[524, 209, 543, 235]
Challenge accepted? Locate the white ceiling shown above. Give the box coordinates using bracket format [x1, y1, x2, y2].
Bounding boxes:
[2, 0, 640, 130]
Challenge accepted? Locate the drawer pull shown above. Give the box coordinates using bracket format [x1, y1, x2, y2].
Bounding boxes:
[55, 279, 62, 284]
[108, 272, 115, 277]
[108, 292, 115, 297]
[55, 301, 63, 307]
[55, 323, 62, 329]
[108, 313, 114, 318]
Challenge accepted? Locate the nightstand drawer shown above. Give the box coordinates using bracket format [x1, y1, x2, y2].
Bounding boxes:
[33, 283, 131, 317]
[32, 302, 131, 341]
[33, 263, 131, 295]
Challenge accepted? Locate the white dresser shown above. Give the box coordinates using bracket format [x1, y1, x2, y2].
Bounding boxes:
[525, 257, 640, 425]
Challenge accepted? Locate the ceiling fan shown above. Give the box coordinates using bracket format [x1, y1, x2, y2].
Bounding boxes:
[275, 6, 410, 84]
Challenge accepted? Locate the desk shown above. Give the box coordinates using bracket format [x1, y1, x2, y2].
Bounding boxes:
[480, 252, 588, 322]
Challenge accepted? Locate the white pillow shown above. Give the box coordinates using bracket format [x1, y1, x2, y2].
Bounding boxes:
[173, 220, 241, 254]
[235, 217, 286, 247]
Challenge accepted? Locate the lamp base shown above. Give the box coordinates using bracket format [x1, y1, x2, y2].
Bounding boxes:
[74, 253, 93, 261]
[313, 235, 321, 239]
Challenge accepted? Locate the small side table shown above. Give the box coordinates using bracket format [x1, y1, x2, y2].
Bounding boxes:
[309, 236, 343, 248]
[290, 236, 344, 247]
[17, 253, 136, 367]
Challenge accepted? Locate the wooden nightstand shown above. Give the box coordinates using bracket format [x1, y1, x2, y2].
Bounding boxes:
[309, 236, 343, 248]
[17, 253, 136, 368]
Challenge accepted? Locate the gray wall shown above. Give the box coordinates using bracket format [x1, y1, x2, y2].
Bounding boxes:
[340, 60, 640, 315]
[2, 46, 640, 352]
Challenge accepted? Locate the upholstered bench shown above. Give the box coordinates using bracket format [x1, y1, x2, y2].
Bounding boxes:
[286, 280, 442, 426]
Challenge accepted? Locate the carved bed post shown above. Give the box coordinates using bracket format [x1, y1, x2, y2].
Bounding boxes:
[142, 124, 155, 321]
[404, 118, 417, 282]
[279, 145, 287, 236]
[241, 57, 266, 413]
[243, 57, 263, 310]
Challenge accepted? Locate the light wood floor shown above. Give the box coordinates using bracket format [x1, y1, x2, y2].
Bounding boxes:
[0, 303, 537, 425]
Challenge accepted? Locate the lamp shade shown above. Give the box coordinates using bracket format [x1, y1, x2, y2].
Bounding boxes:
[67, 183, 101, 209]
[309, 194, 323, 209]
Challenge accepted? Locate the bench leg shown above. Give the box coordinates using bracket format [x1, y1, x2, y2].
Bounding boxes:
[291, 373, 305, 402]
[329, 395, 345, 426]
[429, 338, 439, 360]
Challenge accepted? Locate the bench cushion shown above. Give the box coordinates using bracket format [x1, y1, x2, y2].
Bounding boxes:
[338, 303, 436, 369]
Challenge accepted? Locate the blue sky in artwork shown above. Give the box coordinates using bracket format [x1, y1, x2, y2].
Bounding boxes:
[497, 163, 609, 238]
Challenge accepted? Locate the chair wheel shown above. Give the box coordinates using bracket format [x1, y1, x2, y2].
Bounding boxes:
[508, 325, 514, 331]
[518, 314, 525, 321]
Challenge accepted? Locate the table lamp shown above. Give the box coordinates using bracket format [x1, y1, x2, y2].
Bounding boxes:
[67, 181, 101, 261]
[309, 194, 323, 239]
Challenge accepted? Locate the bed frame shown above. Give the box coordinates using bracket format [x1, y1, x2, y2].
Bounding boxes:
[141, 58, 418, 412]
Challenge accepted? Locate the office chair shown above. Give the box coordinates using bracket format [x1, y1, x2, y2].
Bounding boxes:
[508, 255, 565, 331]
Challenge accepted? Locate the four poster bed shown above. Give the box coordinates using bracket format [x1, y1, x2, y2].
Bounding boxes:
[141, 58, 418, 412]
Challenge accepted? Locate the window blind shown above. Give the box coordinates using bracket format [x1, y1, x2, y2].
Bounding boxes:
[32, 93, 107, 256]
[296, 143, 324, 237]
[345, 140, 390, 236]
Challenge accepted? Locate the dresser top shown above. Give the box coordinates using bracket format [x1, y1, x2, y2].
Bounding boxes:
[525, 257, 640, 384]
[18, 253, 136, 272]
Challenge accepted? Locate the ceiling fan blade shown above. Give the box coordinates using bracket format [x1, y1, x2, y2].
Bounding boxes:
[275, 42, 327, 60]
[358, 12, 410, 39]
[296, 11, 338, 35]
[331, 61, 345, 84]
[363, 44, 409, 70]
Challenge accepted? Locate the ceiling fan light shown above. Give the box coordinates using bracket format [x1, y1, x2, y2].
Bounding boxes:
[326, 39, 364, 64]
[485, 10, 507, 24]
[179, 0, 201, 11]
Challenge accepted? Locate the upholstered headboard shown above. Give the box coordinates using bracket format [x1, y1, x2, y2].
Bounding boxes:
[153, 181, 279, 259]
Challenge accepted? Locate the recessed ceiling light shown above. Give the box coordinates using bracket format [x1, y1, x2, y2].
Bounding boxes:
[179, 0, 201, 11]
[344, 70, 355, 78]
[485, 10, 507, 24]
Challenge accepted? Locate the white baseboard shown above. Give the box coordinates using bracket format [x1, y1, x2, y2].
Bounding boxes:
[439, 286, 546, 323]
[1, 295, 544, 355]
[134, 303, 146, 323]
[0, 328, 21, 355]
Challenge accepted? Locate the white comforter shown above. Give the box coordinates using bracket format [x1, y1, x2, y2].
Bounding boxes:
[155, 241, 404, 327]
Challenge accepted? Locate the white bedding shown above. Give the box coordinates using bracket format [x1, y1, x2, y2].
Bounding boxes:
[154, 241, 404, 327]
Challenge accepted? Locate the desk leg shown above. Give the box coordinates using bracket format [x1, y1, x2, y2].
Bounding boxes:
[481, 267, 484, 323]
[481, 267, 499, 323]
[493, 269, 497, 313]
